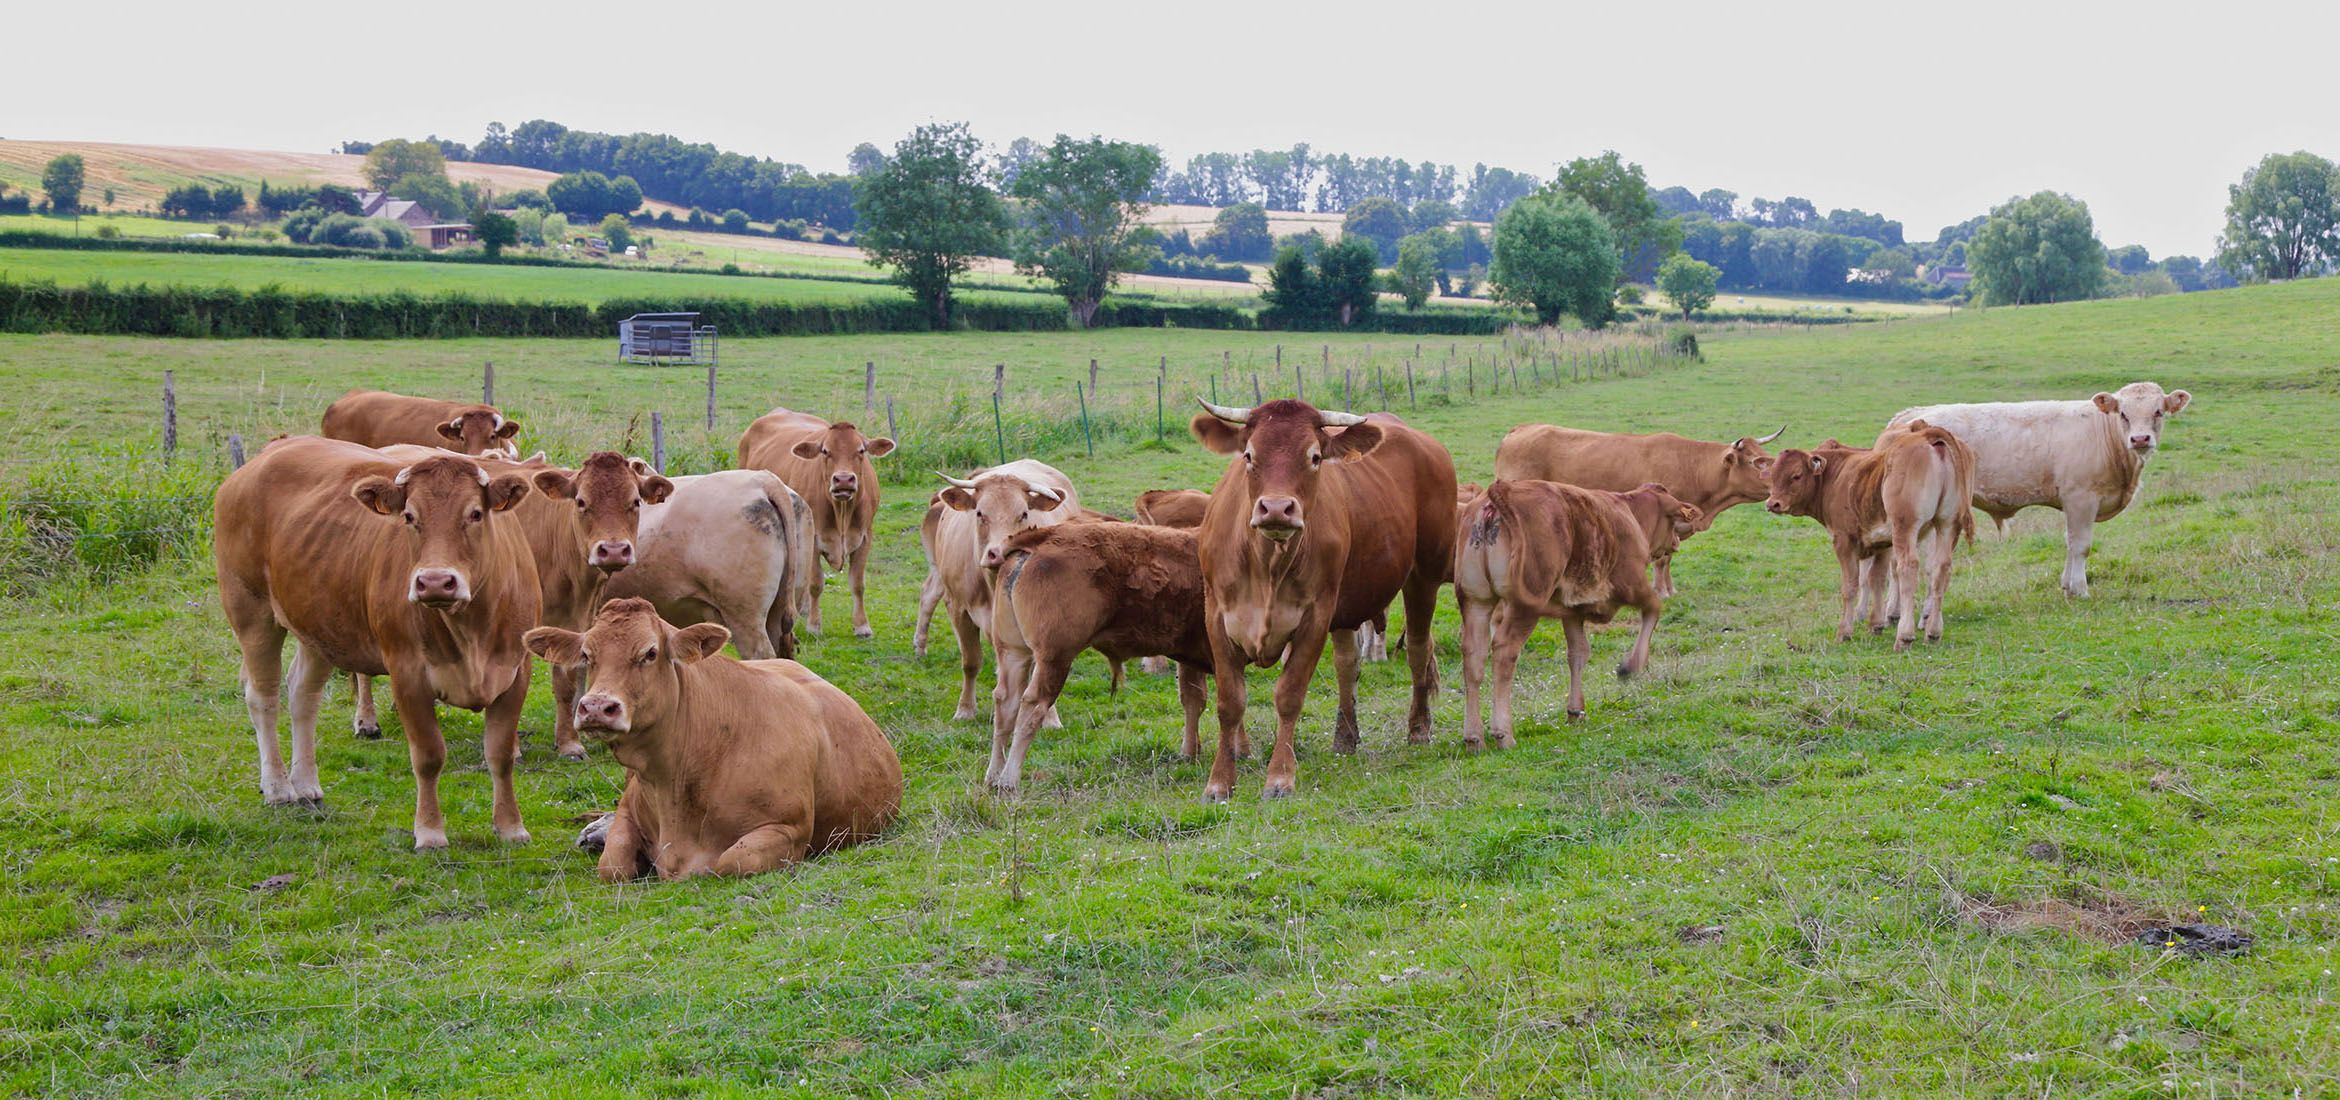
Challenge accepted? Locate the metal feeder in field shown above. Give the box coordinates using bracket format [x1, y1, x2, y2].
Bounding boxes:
[618, 313, 718, 366]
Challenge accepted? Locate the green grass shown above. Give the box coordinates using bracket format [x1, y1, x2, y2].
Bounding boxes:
[0, 212, 228, 240]
[5, 280, 2340, 1094]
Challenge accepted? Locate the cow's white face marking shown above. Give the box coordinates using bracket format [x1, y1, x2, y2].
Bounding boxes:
[2094, 383, 2188, 456]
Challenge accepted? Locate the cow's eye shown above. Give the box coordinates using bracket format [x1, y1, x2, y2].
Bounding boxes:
[575, 498, 587, 510]
[401, 511, 417, 526]
[629, 499, 640, 510]
[1309, 452, 1323, 467]
[1242, 450, 1254, 466]
[468, 509, 485, 524]
[1018, 511, 1029, 522]
[639, 647, 658, 665]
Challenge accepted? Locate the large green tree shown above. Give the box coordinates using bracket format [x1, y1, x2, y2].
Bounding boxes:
[1339, 196, 1408, 263]
[1007, 135, 1163, 328]
[1655, 253, 1718, 319]
[1317, 236, 1379, 326]
[41, 154, 85, 213]
[1490, 192, 1619, 327]
[1551, 151, 1681, 282]
[2216, 151, 2340, 282]
[855, 122, 1007, 328]
[472, 212, 518, 257]
[1200, 202, 1272, 261]
[1391, 233, 1441, 309]
[1966, 191, 2107, 305]
[360, 139, 446, 190]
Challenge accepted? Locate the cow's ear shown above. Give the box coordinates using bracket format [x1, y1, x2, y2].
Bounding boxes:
[864, 437, 897, 458]
[1722, 449, 1741, 467]
[1028, 489, 1064, 512]
[939, 486, 975, 511]
[1325, 423, 1383, 461]
[1190, 414, 1245, 455]
[790, 439, 822, 460]
[532, 468, 577, 500]
[639, 475, 675, 505]
[2092, 392, 2119, 414]
[493, 418, 521, 440]
[672, 623, 730, 663]
[627, 456, 657, 477]
[2163, 389, 2191, 414]
[1809, 454, 1827, 472]
[487, 473, 534, 512]
[436, 419, 465, 441]
[524, 626, 584, 666]
[352, 476, 406, 516]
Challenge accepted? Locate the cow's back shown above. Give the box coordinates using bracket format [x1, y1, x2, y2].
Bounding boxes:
[1001, 523, 1210, 666]
[1496, 424, 1713, 495]
[605, 470, 805, 616]
[746, 660, 903, 852]
[322, 390, 456, 450]
[1883, 399, 2107, 510]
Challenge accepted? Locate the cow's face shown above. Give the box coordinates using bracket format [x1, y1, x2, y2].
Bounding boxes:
[789, 422, 895, 503]
[1764, 449, 1828, 517]
[1192, 400, 1381, 542]
[2092, 383, 2192, 456]
[352, 455, 532, 609]
[1623, 482, 1702, 557]
[525, 598, 729, 739]
[436, 407, 521, 457]
[941, 474, 1065, 568]
[530, 452, 673, 574]
[1724, 436, 1778, 496]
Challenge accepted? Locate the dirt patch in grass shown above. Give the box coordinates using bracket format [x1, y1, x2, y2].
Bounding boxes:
[1954, 887, 2173, 944]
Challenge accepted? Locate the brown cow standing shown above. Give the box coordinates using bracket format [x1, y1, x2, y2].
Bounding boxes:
[1493, 423, 1783, 595]
[984, 522, 1225, 792]
[213, 437, 541, 849]
[322, 389, 522, 458]
[1764, 422, 1977, 650]
[1454, 480, 1700, 746]
[1134, 488, 1210, 529]
[737, 408, 895, 639]
[1190, 399, 1457, 800]
[353, 449, 671, 761]
[525, 600, 902, 881]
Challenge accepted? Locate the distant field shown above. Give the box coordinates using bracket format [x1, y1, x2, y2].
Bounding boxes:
[0, 212, 222, 240]
[1700, 288, 1952, 317]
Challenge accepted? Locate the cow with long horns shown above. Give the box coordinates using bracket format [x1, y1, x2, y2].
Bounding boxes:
[1493, 422, 1786, 596]
[1189, 399, 1458, 800]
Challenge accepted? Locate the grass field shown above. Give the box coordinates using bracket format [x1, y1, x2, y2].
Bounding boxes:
[4, 280, 2339, 1095]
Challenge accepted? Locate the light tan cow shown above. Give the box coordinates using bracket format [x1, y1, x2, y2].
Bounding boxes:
[525, 599, 902, 881]
[214, 437, 541, 849]
[737, 408, 895, 638]
[601, 470, 818, 660]
[1765, 422, 1977, 650]
[322, 389, 522, 459]
[1494, 423, 1784, 596]
[911, 460, 1083, 721]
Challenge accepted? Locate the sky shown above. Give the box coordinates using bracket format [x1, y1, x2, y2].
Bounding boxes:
[10, 0, 2335, 259]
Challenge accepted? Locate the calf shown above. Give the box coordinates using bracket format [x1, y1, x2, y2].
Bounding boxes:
[1883, 382, 2193, 596]
[1454, 481, 1699, 745]
[601, 470, 818, 660]
[984, 523, 1223, 792]
[738, 408, 894, 638]
[1495, 423, 1784, 596]
[910, 461, 1081, 721]
[525, 600, 902, 881]
[322, 389, 521, 458]
[1765, 422, 1977, 650]
[214, 437, 540, 849]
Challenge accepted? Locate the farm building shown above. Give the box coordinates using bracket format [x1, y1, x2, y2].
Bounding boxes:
[354, 190, 473, 249]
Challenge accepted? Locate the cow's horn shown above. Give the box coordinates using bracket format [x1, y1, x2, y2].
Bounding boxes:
[1197, 398, 1253, 423]
[934, 471, 979, 489]
[1754, 424, 1786, 445]
[1027, 485, 1062, 502]
[1318, 409, 1368, 427]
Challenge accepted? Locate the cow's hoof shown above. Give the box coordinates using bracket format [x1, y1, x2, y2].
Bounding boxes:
[1493, 734, 1516, 750]
[1201, 784, 1232, 804]
[1463, 737, 1484, 752]
[952, 705, 982, 722]
[912, 642, 929, 659]
[412, 827, 449, 851]
[557, 744, 588, 762]
[497, 826, 533, 845]
[854, 625, 874, 639]
[1406, 728, 1433, 745]
[352, 717, 382, 740]
[1615, 663, 1636, 680]
[576, 813, 613, 852]
[1262, 781, 1295, 799]
[1893, 637, 1914, 653]
[1566, 709, 1586, 723]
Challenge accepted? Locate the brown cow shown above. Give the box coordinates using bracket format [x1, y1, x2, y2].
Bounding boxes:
[322, 389, 522, 458]
[354, 449, 671, 760]
[910, 461, 1080, 721]
[983, 523, 1227, 792]
[214, 437, 540, 849]
[600, 470, 818, 661]
[1455, 480, 1700, 745]
[1765, 422, 1977, 650]
[737, 408, 895, 638]
[524, 600, 902, 881]
[1190, 399, 1457, 800]
[1493, 423, 1784, 595]
[1134, 488, 1210, 529]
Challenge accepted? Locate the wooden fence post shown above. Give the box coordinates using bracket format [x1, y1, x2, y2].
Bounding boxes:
[864, 362, 876, 414]
[1089, 358, 1099, 394]
[1155, 373, 1165, 442]
[228, 433, 245, 469]
[650, 411, 665, 473]
[1252, 373, 1262, 403]
[1077, 382, 1093, 457]
[992, 391, 1007, 466]
[483, 361, 494, 405]
[163, 371, 176, 463]
[1406, 361, 1416, 408]
[706, 362, 717, 429]
[994, 363, 1005, 403]
[886, 395, 897, 443]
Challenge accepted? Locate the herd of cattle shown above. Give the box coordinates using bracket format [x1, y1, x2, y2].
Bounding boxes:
[210, 379, 2193, 879]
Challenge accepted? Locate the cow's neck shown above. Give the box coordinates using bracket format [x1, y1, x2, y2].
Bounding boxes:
[2099, 415, 2148, 512]
[606, 675, 717, 786]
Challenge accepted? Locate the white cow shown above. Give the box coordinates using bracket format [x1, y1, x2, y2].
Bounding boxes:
[912, 460, 1083, 721]
[598, 470, 818, 660]
[1881, 381, 2193, 596]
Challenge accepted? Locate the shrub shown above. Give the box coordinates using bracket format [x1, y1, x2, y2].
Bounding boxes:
[721, 208, 750, 233]
[339, 225, 385, 250]
[93, 225, 120, 240]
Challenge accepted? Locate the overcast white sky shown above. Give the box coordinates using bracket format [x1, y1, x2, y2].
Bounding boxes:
[11, 0, 2334, 258]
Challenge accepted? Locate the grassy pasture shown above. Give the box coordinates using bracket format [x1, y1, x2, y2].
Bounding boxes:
[4, 281, 2340, 1095]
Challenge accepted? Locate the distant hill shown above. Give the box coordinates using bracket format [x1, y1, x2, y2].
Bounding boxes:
[0, 140, 688, 215]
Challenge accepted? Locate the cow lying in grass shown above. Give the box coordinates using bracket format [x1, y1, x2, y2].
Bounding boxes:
[529, 599, 901, 881]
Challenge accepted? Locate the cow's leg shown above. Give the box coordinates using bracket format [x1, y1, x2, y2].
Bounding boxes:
[1400, 571, 1441, 743]
[1141, 655, 1171, 676]
[848, 539, 874, 638]
[761, 588, 797, 661]
[1489, 604, 1537, 747]
[351, 672, 382, 739]
[1654, 554, 1676, 599]
[988, 642, 1034, 787]
[1202, 619, 1248, 803]
[1619, 604, 1661, 680]
[1925, 522, 1957, 641]
[1109, 658, 1126, 694]
[725, 606, 777, 662]
[283, 643, 333, 805]
[1264, 626, 1330, 798]
[1891, 529, 1923, 652]
[1176, 662, 1206, 760]
[950, 608, 984, 721]
[595, 801, 652, 883]
[804, 557, 826, 634]
[1458, 594, 1493, 750]
[2059, 496, 2097, 598]
[912, 563, 945, 658]
[1329, 628, 1362, 754]
[1833, 543, 1865, 642]
[998, 656, 1073, 793]
[481, 669, 531, 844]
[549, 661, 586, 761]
[230, 611, 293, 804]
[1863, 553, 1893, 635]
[712, 820, 811, 878]
[389, 676, 450, 850]
[1558, 616, 1591, 722]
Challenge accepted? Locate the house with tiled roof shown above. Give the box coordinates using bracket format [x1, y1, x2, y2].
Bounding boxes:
[354, 190, 473, 249]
